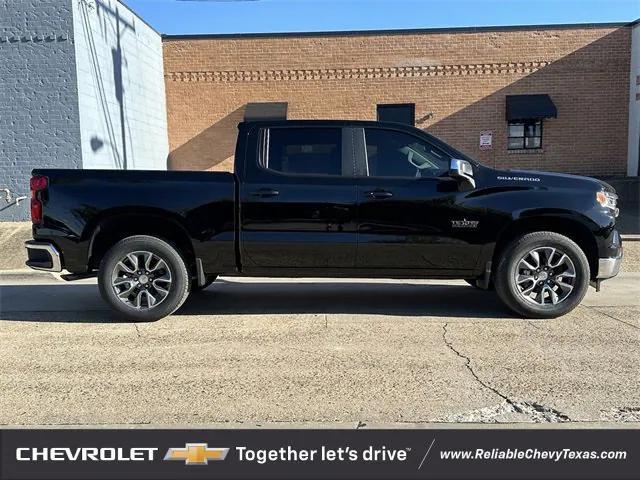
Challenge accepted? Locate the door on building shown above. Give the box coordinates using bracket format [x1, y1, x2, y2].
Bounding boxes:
[354, 126, 481, 272]
[240, 126, 359, 269]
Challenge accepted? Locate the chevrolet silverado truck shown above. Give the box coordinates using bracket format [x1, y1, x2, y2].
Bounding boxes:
[25, 120, 622, 321]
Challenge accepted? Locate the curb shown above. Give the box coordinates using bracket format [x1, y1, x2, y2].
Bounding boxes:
[0, 269, 58, 282]
[1, 422, 639, 430]
[0, 268, 50, 275]
[621, 234, 640, 241]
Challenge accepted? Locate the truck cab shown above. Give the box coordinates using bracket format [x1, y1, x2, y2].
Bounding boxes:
[238, 121, 481, 275]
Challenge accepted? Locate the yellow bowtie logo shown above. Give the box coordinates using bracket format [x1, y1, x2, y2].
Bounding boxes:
[164, 443, 229, 465]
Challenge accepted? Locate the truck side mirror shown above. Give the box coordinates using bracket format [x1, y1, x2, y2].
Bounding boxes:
[450, 158, 476, 191]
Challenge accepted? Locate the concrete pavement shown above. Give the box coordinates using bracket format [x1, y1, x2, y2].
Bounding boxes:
[0, 272, 638, 427]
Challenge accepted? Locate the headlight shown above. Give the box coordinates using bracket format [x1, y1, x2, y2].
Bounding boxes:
[596, 191, 619, 216]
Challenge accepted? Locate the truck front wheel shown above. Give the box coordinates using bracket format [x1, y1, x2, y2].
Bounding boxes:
[494, 231, 590, 319]
[98, 235, 191, 322]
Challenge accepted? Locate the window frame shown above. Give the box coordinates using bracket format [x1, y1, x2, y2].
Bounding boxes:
[257, 126, 349, 179]
[376, 103, 416, 127]
[507, 119, 543, 150]
[361, 126, 452, 180]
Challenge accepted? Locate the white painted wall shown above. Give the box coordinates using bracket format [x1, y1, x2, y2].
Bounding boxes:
[72, 0, 168, 170]
[628, 22, 640, 177]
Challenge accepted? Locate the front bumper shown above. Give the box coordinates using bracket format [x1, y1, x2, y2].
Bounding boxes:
[25, 241, 62, 272]
[595, 227, 622, 281]
[597, 253, 622, 280]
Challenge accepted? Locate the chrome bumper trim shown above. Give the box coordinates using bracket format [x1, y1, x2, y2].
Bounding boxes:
[597, 255, 622, 280]
[25, 241, 62, 272]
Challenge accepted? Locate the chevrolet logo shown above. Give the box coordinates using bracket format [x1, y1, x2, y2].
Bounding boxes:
[164, 443, 229, 465]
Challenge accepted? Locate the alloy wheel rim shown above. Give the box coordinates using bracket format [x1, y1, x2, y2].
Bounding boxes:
[111, 251, 172, 310]
[514, 246, 577, 306]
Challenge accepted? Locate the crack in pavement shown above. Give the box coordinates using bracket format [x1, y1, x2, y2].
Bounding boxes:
[600, 406, 640, 422]
[442, 323, 571, 423]
[442, 323, 513, 404]
[579, 305, 639, 331]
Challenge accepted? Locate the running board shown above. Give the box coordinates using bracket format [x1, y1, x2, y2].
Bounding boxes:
[60, 272, 97, 282]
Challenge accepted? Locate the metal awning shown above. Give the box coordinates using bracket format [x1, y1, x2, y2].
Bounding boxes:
[505, 94, 557, 121]
[244, 102, 288, 122]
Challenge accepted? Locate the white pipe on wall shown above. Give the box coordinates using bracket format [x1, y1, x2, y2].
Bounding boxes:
[628, 22, 640, 177]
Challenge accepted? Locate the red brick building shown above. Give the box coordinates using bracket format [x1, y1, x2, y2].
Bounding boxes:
[163, 22, 636, 177]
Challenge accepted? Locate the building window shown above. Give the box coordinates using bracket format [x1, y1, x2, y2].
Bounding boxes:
[244, 102, 288, 121]
[508, 120, 542, 150]
[377, 104, 415, 126]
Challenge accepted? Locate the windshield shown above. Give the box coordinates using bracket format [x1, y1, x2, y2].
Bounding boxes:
[421, 130, 480, 167]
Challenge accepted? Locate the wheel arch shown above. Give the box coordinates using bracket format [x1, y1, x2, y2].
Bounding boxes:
[492, 215, 599, 279]
[87, 210, 196, 274]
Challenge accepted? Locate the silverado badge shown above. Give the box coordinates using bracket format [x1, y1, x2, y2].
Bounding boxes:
[451, 219, 479, 229]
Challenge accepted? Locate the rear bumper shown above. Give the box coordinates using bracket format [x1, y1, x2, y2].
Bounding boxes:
[25, 241, 62, 272]
[597, 253, 622, 280]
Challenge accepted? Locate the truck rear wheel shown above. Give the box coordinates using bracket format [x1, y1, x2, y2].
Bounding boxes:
[98, 235, 190, 322]
[494, 231, 590, 319]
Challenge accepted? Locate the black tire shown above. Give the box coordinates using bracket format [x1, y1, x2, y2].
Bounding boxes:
[494, 231, 590, 319]
[191, 275, 218, 293]
[98, 235, 190, 322]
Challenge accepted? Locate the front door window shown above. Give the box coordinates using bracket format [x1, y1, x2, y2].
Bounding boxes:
[364, 128, 450, 179]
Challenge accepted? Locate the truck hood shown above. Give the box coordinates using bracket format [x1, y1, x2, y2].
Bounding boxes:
[488, 168, 615, 193]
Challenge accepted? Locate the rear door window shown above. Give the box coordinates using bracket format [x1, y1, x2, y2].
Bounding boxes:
[262, 128, 343, 176]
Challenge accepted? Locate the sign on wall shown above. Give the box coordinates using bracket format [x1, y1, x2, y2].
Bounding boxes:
[479, 131, 492, 150]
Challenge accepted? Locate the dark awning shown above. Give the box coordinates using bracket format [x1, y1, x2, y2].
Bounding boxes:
[244, 102, 288, 122]
[506, 95, 557, 121]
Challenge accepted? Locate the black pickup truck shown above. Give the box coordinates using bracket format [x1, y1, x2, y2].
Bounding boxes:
[26, 120, 622, 321]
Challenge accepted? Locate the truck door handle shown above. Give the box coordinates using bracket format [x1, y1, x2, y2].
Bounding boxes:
[365, 190, 393, 199]
[251, 188, 280, 198]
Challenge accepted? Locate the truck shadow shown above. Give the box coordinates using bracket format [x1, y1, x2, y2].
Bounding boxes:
[0, 280, 511, 322]
[181, 279, 510, 318]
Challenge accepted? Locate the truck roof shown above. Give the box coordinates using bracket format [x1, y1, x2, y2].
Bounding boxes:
[240, 119, 418, 129]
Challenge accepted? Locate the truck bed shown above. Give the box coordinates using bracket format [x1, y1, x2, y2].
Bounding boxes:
[32, 169, 237, 274]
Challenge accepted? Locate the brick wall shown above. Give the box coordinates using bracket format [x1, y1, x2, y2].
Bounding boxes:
[163, 25, 631, 176]
[0, 0, 81, 221]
